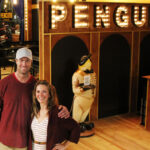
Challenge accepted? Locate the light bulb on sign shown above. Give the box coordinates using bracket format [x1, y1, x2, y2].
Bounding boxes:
[133, 6, 147, 27]
[13, 0, 17, 5]
[95, 5, 110, 28]
[51, 4, 67, 29]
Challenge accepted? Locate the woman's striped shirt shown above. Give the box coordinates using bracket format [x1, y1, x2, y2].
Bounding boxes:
[31, 116, 48, 150]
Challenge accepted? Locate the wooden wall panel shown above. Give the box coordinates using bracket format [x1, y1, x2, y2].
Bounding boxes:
[39, 1, 43, 79]
[44, 35, 51, 82]
[130, 32, 140, 112]
[39, 36, 51, 81]
[90, 33, 99, 120]
[44, 2, 50, 33]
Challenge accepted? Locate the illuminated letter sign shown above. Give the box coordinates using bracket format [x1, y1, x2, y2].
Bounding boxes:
[74, 5, 89, 28]
[51, 5, 67, 29]
[0, 13, 12, 19]
[95, 5, 110, 28]
[115, 6, 129, 28]
[133, 6, 147, 27]
[47, 3, 149, 30]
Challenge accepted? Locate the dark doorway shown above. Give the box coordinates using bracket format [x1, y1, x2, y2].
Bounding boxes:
[52, 36, 89, 110]
[137, 34, 150, 114]
[99, 34, 130, 118]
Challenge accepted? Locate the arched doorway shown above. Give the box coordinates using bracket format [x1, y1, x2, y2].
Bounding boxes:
[99, 34, 131, 118]
[52, 36, 89, 110]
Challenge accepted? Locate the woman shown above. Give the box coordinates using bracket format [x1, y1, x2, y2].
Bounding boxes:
[28, 80, 80, 150]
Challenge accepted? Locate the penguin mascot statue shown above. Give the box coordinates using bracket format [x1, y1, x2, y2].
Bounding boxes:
[72, 54, 96, 137]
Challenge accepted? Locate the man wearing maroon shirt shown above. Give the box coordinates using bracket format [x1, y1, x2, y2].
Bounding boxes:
[0, 47, 70, 150]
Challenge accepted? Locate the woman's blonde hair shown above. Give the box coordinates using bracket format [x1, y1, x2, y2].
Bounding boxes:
[32, 80, 59, 117]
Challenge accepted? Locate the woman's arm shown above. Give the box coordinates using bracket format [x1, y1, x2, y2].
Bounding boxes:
[59, 116, 80, 144]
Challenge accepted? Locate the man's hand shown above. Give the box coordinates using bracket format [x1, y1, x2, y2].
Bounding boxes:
[58, 105, 70, 119]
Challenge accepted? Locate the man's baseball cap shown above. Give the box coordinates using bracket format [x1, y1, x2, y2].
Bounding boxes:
[16, 47, 32, 60]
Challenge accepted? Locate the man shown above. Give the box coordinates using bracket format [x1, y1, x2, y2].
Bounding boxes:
[0, 47, 69, 150]
[72, 54, 96, 137]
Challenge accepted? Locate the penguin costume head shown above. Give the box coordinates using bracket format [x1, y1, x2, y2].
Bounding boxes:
[78, 54, 92, 72]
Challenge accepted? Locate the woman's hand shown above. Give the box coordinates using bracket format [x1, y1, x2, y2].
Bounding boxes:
[52, 141, 70, 150]
[58, 105, 70, 119]
[52, 143, 66, 150]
